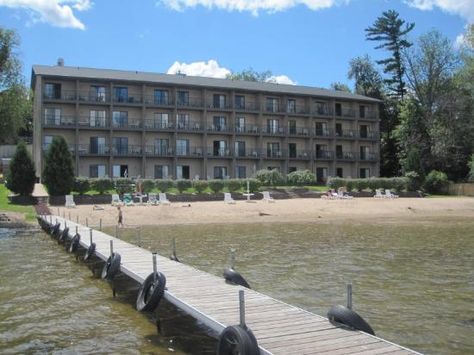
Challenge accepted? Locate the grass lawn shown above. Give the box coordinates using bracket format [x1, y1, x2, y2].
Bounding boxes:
[0, 184, 36, 222]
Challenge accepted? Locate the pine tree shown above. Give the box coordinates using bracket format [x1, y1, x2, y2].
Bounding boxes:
[366, 10, 415, 99]
[42, 136, 74, 196]
[6, 140, 36, 195]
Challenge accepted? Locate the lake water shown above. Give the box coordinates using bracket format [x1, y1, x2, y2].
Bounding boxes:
[1, 217, 473, 354]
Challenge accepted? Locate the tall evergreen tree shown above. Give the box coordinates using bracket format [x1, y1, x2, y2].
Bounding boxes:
[6, 141, 36, 196]
[42, 136, 74, 196]
[365, 10, 415, 99]
[348, 55, 384, 98]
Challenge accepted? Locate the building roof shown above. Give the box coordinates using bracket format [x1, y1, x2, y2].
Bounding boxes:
[31, 64, 381, 103]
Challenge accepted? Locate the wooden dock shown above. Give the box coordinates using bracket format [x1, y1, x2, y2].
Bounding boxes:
[40, 215, 420, 355]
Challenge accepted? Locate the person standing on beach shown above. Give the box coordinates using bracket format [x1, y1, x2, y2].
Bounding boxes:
[117, 206, 123, 227]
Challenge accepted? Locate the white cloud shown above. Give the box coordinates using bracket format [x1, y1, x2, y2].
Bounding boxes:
[159, 0, 344, 16]
[0, 0, 92, 30]
[267, 75, 297, 85]
[405, 0, 474, 23]
[167, 60, 232, 78]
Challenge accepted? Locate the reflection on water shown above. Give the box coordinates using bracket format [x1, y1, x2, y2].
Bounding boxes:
[113, 217, 474, 355]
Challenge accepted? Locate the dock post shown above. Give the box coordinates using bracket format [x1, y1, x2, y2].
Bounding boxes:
[76, 215, 79, 223]
[57, 207, 60, 216]
[152, 253, 158, 283]
[68, 212, 71, 220]
[75, 226, 78, 234]
[86, 217, 88, 227]
[230, 248, 236, 269]
[89, 228, 93, 245]
[239, 290, 246, 328]
[347, 283, 353, 310]
[99, 219, 102, 231]
[172, 238, 177, 256]
[138, 227, 141, 247]
[115, 225, 119, 238]
[110, 240, 114, 256]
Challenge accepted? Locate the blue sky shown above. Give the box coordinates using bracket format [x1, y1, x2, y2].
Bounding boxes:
[0, 0, 472, 89]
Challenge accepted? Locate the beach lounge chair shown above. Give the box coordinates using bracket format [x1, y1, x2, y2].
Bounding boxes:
[374, 189, 385, 199]
[385, 189, 399, 198]
[224, 193, 236, 204]
[337, 189, 353, 199]
[111, 194, 123, 206]
[147, 193, 159, 205]
[262, 191, 275, 203]
[65, 194, 76, 208]
[159, 193, 170, 205]
[123, 193, 134, 206]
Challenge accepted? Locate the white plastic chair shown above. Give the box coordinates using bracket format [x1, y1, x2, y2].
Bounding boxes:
[148, 193, 159, 205]
[159, 193, 170, 205]
[374, 189, 385, 199]
[262, 191, 275, 203]
[385, 189, 399, 198]
[224, 193, 236, 204]
[65, 194, 76, 208]
[111, 194, 123, 206]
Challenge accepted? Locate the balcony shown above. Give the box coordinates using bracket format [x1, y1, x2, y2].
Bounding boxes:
[145, 146, 174, 157]
[207, 147, 233, 158]
[234, 148, 260, 159]
[143, 120, 174, 130]
[43, 90, 77, 102]
[77, 91, 110, 103]
[112, 94, 142, 105]
[207, 124, 233, 134]
[335, 130, 356, 139]
[112, 145, 142, 156]
[261, 127, 286, 136]
[43, 115, 75, 127]
[177, 121, 203, 131]
[336, 108, 355, 118]
[287, 126, 310, 136]
[144, 96, 174, 107]
[77, 117, 109, 129]
[315, 128, 333, 138]
[315, 150, 333, 160]
[288, 150, 311, 160]
[234, 125, 259, 134]
[177, 97, 203, 108]
[112, 120, 142, 130]
[234, 101, 259, 112]
[360, 110, 377, 120]
[265, 150, 285, 159]
[207, 101, 232, 111]
[287, 105, 309, 115]
[77, 144, 110, 156]
[336, 151, 356, 161]
[359, 131, 379, 140]
[312, 107, 333, 117]
[359, 152, 378, 162]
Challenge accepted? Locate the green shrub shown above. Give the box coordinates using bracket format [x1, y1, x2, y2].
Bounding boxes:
[287, 170, 315, 186]
[141, 179, 155, 193]
[247, 178, 261, 193]
[356, 179, 369, 191]
[405, 171, 422, 191]
[346, 179, 354, 192]
[42, 136, 74, 196]
[156, 179, 174, 192]
[6, 141, 36, 196]
[115, 178, 134, 195]
[91, 178, 114, 194]
[208, 180, 224, 193]
[176, 179, 192, 193]
[423, 170, 449, 194]
[468, 154, 474, 182]
[193, 180, 208, 193]
[391, 177, 408, 192]
[255, 169, 284, 186]
[367, 177, 380, 192]
[73, 177, 90, 195]
[226, 179, 242, 193]
[327, 177, 345, 189]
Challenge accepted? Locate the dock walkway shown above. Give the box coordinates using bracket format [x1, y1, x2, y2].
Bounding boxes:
[41, 215, 419, 355]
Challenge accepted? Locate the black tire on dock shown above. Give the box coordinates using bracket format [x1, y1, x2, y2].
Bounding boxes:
[58, 227, 69, 244]
[51, 223, 60, 237]
[83, 243, 96, 261]
[69, 233, 80, 253]
[223, 268, 251, 289]
[217, 325, 259, 355]
[170, 253, 180, 263]
[101, 253, 121, 280]
[136, 272, 167, 312]
[327, 305, 375, 335]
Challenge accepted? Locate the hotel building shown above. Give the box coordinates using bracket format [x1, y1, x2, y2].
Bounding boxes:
[31, 63, 380, 181]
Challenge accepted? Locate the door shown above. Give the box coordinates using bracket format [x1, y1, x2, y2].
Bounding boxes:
[235, 141, 246, 157]
[360, 125, 368, 138]
[177, 165, 190, 179]
[288, 143, 297, 158]
[213, 141, 226, 156]
[288, 120, 296, 134]
[336, 145, 343, 159]
[316, 167, 328, 183]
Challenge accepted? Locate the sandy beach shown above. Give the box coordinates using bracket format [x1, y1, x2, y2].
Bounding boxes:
[53, 197, 474, 228]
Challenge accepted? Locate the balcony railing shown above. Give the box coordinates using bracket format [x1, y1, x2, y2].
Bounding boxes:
[207, 101, 233, 110]
[335, 130, 356, 138]
[207, 124, 233, 133]
[111, 145, 143, 156]
[144, 146, 175, 156]
[143, 96, 174, 107]
[234, 125, 260, 134]
[261, 127, 286, 135]
[288, 150, 312, 160]
[359, 131, 379, 140]
[336, 108, 355, 118]
[312, 107, 333, 116]
[43, 90, 77, 101]
[336, 151, 356, 161]
[234, 101, 259, 112]
[177, 97, 203, 108]
[315, 128, 333, 137]
[287, 105, 309, 115]
[177, 121, 203, 131]
[43, 115, 76, 127]
[359, 152, 378, 161]
[360, 110, 377, 119]
[315, 150, 333, 159]
[77, 144, 110, 156]
[77, 91, 110, 103]
[287, 126, 310, 136]
[112, 94, 142, 104]
[77, 117, 109, 128]
[264, 150, 285, 159]
[143, 120, 174, 130]
[234, 148, 260, 159]
[207, 147, 233, 158]
[112, 120, 142, 129]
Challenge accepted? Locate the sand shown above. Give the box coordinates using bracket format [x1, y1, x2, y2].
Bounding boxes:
[53, 197, 474, 228]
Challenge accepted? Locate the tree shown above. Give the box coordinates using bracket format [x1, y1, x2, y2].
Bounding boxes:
[366, 10, 415, 99]
[226, 68, 273, 82]
[330, 82, 351, 92]
[0, 27, 21, 89]
[348, 55, 384, 98]
[6, 141, 36, 196]
[42, 136, 75, 196]
[468, 154, 474, 182]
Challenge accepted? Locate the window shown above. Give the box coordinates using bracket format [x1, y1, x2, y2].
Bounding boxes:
[266, 98, 279, 112]
[288, 120, 296, 135]
[315, 101, 328, 115]
[236, 166, 246, 179]
[359, 125, 368, 138]
[336, 145, 343, 159]
[214, 166, 227, 179]
[112, 137, 128, 155]
[177, 165, 190, 179]
[288, 143, 297, 158]
[177, 114, 190, 129]
[235, 141, 246, 157]
[316, 167, 328, 183]
[360, 168, 370, 178]
[315, 122, 328, 136]
[359, 105, 366, 118]
[154, 89, 169, 105]
[44, 83, 61, 99]
[90, 110, 106, 127]
[267, 119, 279, 134]
[90, 137, 106, 154]
[336, 167, 343, 178]
[213, 94, 226, 109]
[113, 165, 128, 178]
[155, 165, 169, 179]
[235, 95, 245, 109]
[236, 117, 245, 132]
[288, 167, 297, 173]
[176, 139, 189, 156]
[287, 99, 296, 113]
[114, 87, 128, 102]
[44, 108, 61, 125]
[177, 91, 189, 106]
[154, 113, 169, 129]
[90, 164, 106, 178]
[91, 86, 106, 102]
[112, 111, 128, 127]
[213, 140, 227, 156]
[267, 142, 280, 157]
[213, 116, 227, 131]
[155, 138, 169, 155]
[335, 123, 342, 136]
[335, 103, 342, 116]
[315, 144, 329, 158]
[360, 146, 369, 160]
[43, 135, 54, 151]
